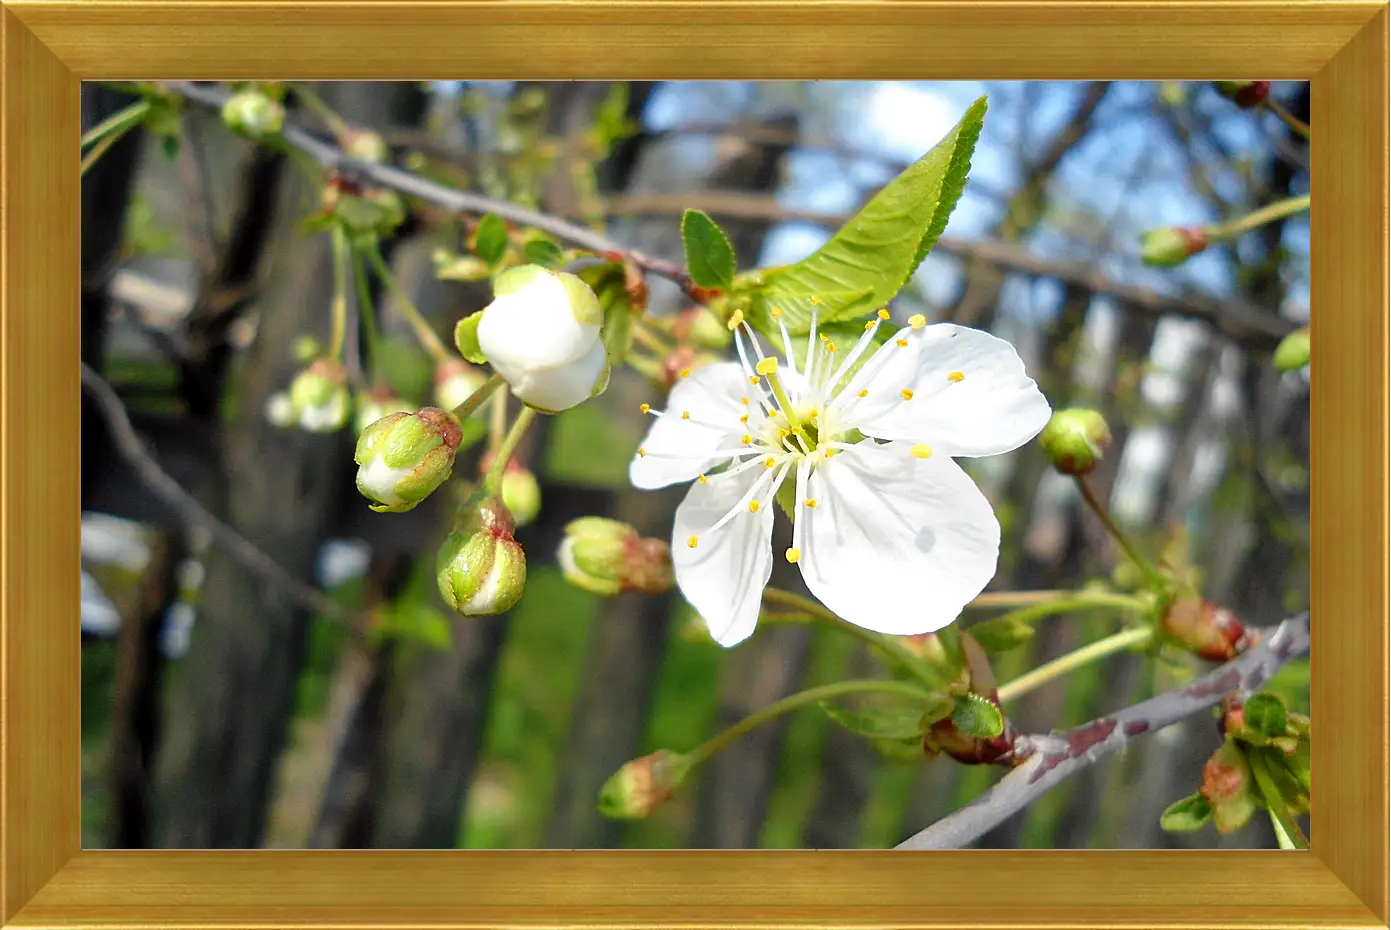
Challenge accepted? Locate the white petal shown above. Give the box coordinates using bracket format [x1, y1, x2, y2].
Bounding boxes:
[671, 465, 777, 647]
[843, 324, 1052, 457]
[509, 337, 608, 413]
[799, 440, 1000, 635]
[629, 362, 751, 490]
[477, 271, 599, 373]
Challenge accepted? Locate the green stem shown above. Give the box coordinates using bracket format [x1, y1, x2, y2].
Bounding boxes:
[760, 588, 938, 687]
[630, 321, 671, 356]
[289, 81, 352, 139]
[1264, 99, 1311, 140]
[489, 388, 509, 453]
[1250, 752, 1310, 850]
[328, 227, 351, 359]
[80, 99, 151, 150]
[350, 249, 384, 383]
[1208, 193, 1311, 241]
[996, 626, 1153, 704]
[484, 406, 536, 495]
[970, 591, 1147, 636]
[966, 590, 1072, 609]
[451, 372, 506, 422]
[1270, 811, 1298, 850]
[365, 243, 451, 363]
[689, 678, 930, 767]
[80, 119, 143, 176]
[1075, 475, 1165, 588]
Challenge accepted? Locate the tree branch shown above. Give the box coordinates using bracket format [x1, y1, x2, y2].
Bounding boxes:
[81, 362, 363, 630]
[895, 611, 1310, 850]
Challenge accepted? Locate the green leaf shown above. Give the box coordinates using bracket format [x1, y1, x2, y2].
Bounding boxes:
[966, 614, 1036, 653]
[819, 699, 926, 741]
[373, 602, 453, 651]
[1159, 793, 1213, 832]
[523, 238, 565, 269]
[454, 311, 487, 364]
[737, 96, 987, 336]
[951, 692, 1004, 739]
[473, 213, 509, 267]
[299, 211, 339, 237]
[434, 251, 493, 282]
[1243, 692, 1289, 741]
[577, 261, 637, 364]
[918, 692, 956, 728]
[681, 209, 737, 289]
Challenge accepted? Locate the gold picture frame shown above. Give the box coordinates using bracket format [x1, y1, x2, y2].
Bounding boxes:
[2, 2, 1387, 926]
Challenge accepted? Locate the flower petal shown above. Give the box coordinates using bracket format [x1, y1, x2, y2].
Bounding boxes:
[508, 337, 608, 413]
[842, 324, 1051, 457]
[799, 441, 1000, 635]
[629, 362, 752, 490]
[671, 464, 777, 647]
[477, 268, 600, 372]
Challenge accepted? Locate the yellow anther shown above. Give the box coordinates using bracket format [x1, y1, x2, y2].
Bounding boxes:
[901, 389, 915, 401]
[805, 498, 819, 508]
[637, 447, 647, 457]
[911, 444, 933, 459]
[749, 375, 761, 385]
[896, 339, 909, 347]
[810, 296, 822, 306]
[826, 342, 838, 353]
[679, 368, 692, 379]
[770, 306, 782, 319]
[865, 320, 877, 331]
[749, 500, 761, 513]
[755, 357, 779, 376]
[908, 313, 926, 329]
[740, 414, 750, 424]
[779, 427, 791, 438]
[808, 409, 819, 420]
[741, 434, 752, 445]
[824, 448, 839, 458]
[948, 371, 965, 383]
[819, 333, 829, 342]
[640, 403, 651, 414]
[740, 395, 749, 405]
[785, 547, 801, 564]
[764, 456, 776, 468]
[877, 308, 891, 320]
[727, 309, 745, 332]
[697, 474, 709, 484]
[687, 536, 699, 549]
[857, 389, 869, 398]
[681, 410, 691, 420]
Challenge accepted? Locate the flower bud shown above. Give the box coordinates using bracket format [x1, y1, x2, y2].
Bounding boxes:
[292, 334, 322, 363]
[557, 517, 674, 597]
[1215, 80, 1271, 109]
[1161, 596, 1249, 662]
[354, 407, 463, 513]
[221, 88, 285, 140]
[1273, 327, 1310, 373]
[1039, 407, 1111, 476]
[436, 497, 527, 616]
[265, 391, 296, 428]
[434, 359, 487, 414]
[1200, 737, 1258, 833]
[1140, 226, 1209, 267]
[342, 129, 391, 165]
[355, 391, 416, 435]
[921, 712, 1018, 767]
[500, 467, 542, 528]
[475, 264, 610, 413]
[597, 750, 692, 820]
[288, 359, 351, 433]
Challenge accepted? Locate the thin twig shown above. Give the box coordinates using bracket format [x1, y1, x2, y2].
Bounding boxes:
[895, 612, 1310, 850]
[82, 362, 363, 631]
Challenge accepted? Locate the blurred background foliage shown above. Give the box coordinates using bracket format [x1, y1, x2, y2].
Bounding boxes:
[80, 79, 1308, 851]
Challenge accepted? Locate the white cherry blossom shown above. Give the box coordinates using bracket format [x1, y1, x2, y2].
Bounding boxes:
[629, 308, 1051, 647]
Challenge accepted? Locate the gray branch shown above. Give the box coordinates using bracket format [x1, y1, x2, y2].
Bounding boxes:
[895, 612, 1310, 850]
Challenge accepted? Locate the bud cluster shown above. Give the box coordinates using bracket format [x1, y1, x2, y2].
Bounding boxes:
[266, 358, 351, 433]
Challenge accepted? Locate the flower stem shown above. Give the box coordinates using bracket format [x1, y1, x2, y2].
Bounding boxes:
[289, 81, 352, 139]
[1264, 99, 1311, 140]
[328, 227, 351, 360]
[967, 590, 1073, 609]
[81, 99, 151, 150]
[689, 678, 930, 767]
[1250, 751, 1310, 850]
[365, 243, 451, 364]
[970, 591, 1148, 635]
[484, 406, 536, 495]
[350, 248, 384, 384]
[630, 321, 671, 356]
[80, 120, 141, 176]
[1208, 193, 1311, 241]
[1075, 475, 1165, 588]
[489, 388, 509, 453]
[760, 588, 938, 688]
[996, 625, 1153, 704]
[1270, 811, 1298, 850]
[451, 372, 506, 422]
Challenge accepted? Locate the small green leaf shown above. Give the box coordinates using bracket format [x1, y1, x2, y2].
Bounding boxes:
[434, 251, 493, 282]
[819, 699, 926, 741]
[1159, 793, 1213, 832]
[577, 261, 637, 365]
[918, 692, 956, 728]
[454, 311, 487, 364]
[951, 692, 1004, 739]
[737, 96, 988, 336]
[473, 213, 509, 267]
[966, 615, 1036, 653]
[299, 212, 338, 237]
[681, 209, 737, 289]
[523, 238, 565, 269]
[1243, 692, 1289, 741]
[1211, 791, 1258, 834]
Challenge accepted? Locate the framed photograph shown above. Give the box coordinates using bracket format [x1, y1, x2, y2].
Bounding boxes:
[3, 2, 1386, 928]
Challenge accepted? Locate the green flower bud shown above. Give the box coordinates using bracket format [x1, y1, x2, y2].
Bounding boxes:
[287, 359, 350, 433]
[1140, 226, 1209, 267]
[1160, 596, 1248, 662]
[221, 89, 285, 140]
[342, 129, 391, 165]
[1215, 80, 1271, 109]
[436, 497, 527, 616]
[1039, 407, 1111, 476]
[354, 407, 463, 513]
[597, 750, 692, 820]
[292, 334, 322, 363]
[500, 468, 542, 528]
[557, 517, 674, 597]
[1200, 737, 1258, 834]
[1273, 327, 1310, 373]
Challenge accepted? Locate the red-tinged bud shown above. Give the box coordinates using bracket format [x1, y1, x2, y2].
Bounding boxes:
[1141, 226, 1210, 267]
[1216, 81, 1272, 109]
[1219, 694, 1246, 737]
[922, 715, 1019, 767]
[558, 517, 673, 597]
[1162, 597, 1249, 662]
[1200, 737, 1258, 834]
[597, 750, 692, 820]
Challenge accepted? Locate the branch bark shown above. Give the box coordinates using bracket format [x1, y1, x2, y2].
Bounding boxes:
[895, 612, 1310, 850]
